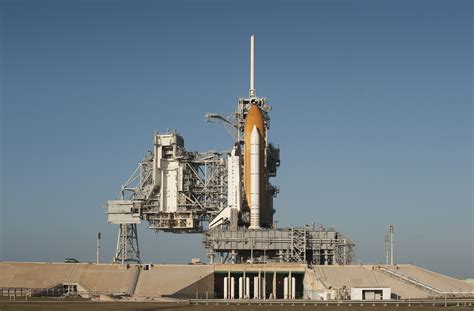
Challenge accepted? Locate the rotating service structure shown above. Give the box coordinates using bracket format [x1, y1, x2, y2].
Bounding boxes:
[105, 34, 355, 265]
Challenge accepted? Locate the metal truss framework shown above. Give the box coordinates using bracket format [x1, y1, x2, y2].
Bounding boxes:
[203, 226, 355, 265]
[113, 223, 140, 264]
[106, 131, 230, 263]
[118, 142, 227, 233]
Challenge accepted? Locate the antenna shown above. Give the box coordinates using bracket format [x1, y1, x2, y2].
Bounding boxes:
[96, 232, 101, 264]
[390, 225, 394, 265]
[249, 34, 256, 97]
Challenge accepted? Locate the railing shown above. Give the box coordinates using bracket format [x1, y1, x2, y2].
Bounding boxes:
[378, 266, 474, 297]
[1, 287, 125, 298]
[2, 286, 473, 307]
[189, 298, 474, 307]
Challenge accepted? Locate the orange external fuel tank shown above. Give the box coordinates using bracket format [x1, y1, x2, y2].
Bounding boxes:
[244, 105, 266, 225]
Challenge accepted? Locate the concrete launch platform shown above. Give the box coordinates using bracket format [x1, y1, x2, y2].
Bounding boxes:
[1, 262, 472, 300]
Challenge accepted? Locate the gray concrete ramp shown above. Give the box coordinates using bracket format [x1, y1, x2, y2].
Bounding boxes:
[309, 264, 473, 299]
[1, 262, 471, 300]
[311, 265, 428, 298]
[381, 265, 474, 293]
[0, 262, 76, 288]
[77, 264, 134, 293]
[134, 264, 214, 298]
[0, 262, 134, 294]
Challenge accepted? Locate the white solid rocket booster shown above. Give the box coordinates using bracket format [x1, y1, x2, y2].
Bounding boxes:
[249, 125, 260, 229]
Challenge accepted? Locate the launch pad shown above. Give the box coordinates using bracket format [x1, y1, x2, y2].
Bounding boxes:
[1, 37, 472, 305]
[30, 36, 470, 303]
[104, 35, 354, 265]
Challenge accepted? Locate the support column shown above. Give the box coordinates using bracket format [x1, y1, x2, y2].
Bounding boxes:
[288, 271, 292, 299]
[238, 277, 243, 299]
[291, 276, 296, 299]
[258, 270, 261, 299]
[113, 223, 140, 264]
[224, 277, 228, 299]
[231, 277, 235, 299]
[227, 270, 231, 299]
[253, 276, 259, 299]
[243, 270, 246, 298]
[246, 277, 250, 298]
[272, 270, 276, 299]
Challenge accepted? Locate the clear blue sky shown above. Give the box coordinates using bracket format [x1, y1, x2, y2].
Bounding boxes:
[1, 0, 472, 279]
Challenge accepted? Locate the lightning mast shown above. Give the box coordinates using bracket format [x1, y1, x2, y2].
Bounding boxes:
[250, 34, 256, 98]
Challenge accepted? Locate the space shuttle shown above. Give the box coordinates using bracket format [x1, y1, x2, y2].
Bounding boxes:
[209, 35, 279, 230]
